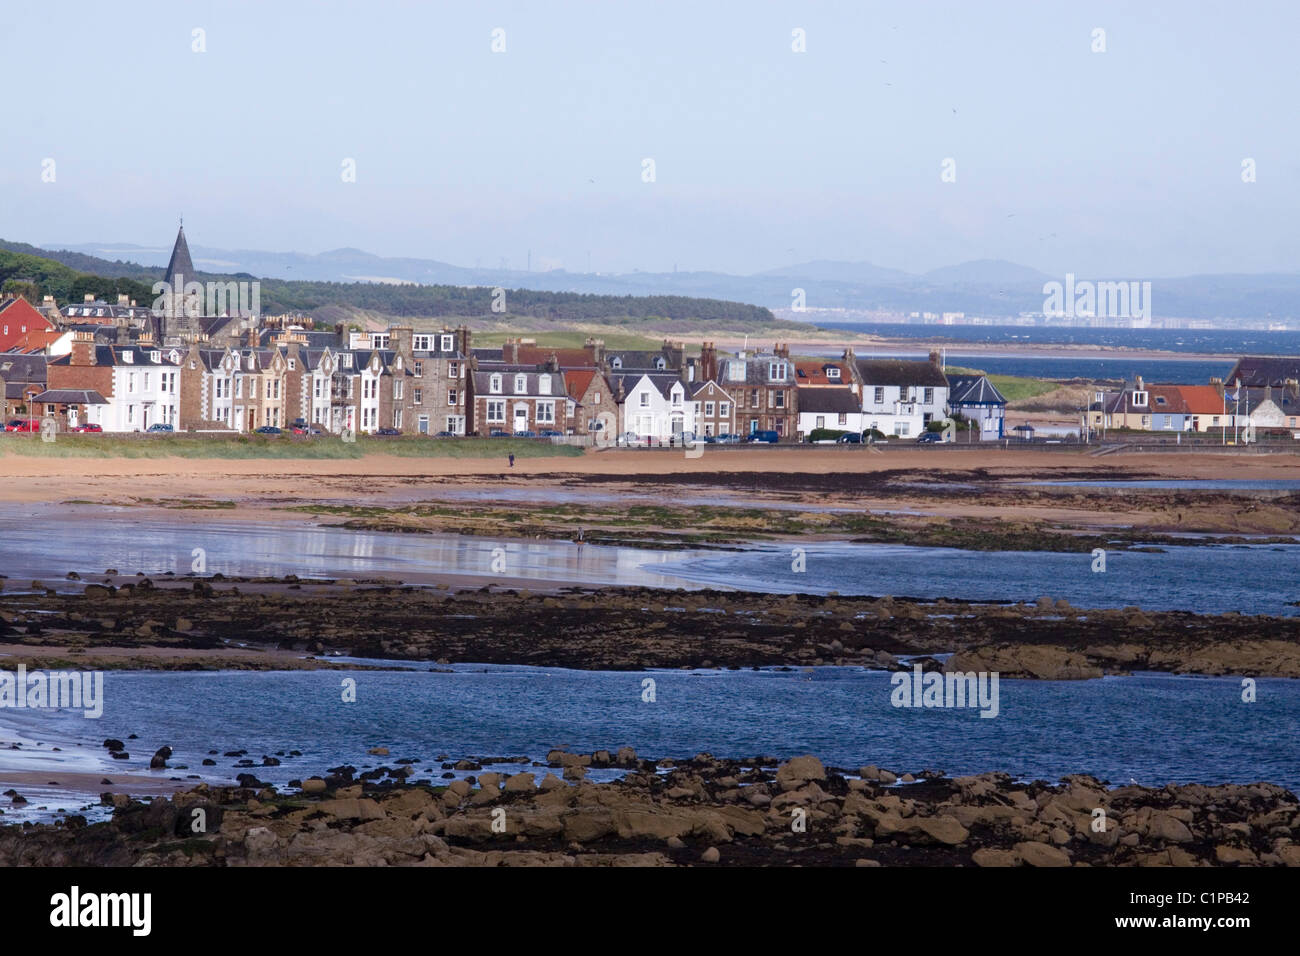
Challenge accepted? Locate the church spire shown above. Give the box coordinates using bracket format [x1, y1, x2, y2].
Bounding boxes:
[163, 220, 196, 290]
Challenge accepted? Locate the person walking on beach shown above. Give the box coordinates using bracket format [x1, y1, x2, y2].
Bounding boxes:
[508, 453, 515, 468]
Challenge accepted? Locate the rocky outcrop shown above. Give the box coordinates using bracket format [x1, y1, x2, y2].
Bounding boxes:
[2, 753, 1297, 867]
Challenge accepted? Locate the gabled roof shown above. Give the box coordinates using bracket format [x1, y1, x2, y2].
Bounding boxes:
[690, 379, 733, 399]
[0, 354, 47, 382]
[1147, 385, 1190, 415]
[856, 358, 948, 388]
[946, 374, 1007, 406]
[793, 360, 848, 385]
[518, 346, 596, 368]
[1171, 385, 1226, 416]
[563, 369, 600, 398]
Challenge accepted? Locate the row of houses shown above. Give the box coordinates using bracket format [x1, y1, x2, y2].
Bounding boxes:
[1088, 374, 1300, 438]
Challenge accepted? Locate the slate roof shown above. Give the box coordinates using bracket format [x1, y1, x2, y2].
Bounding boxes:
[946, 374, 1007, 406]
[473, 369, 565, 396]
[32, 389, 108, 405]
[796, 388, 862, 413]
[1225, 356, 1300, 389]
[164, 224, 198, 285]
[855, 359, 948, 388]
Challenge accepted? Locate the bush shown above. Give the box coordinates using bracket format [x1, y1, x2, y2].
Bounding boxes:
[807, 428, 850, 443]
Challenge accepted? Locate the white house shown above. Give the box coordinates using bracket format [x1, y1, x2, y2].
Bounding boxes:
[854, 357, 950, 438]
[614, 372, 695, 441]
[97, 345, 183, 431]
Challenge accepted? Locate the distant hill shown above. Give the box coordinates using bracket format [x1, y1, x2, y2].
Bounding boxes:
[13, 238, 1300, 321]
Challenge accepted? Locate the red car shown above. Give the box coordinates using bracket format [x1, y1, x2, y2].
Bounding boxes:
[70, 423, 103, 433]
[4, 419, 40, 433]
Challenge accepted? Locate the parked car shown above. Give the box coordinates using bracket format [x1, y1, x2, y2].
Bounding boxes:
[5, 418, 40, 433]
[514, 430, 537, 438]
[836, 433, 863, 444]
[254, 426, 282, 435]
[747, 430, 779, 444]
[434, 430, 456, 438]
[146, 423, 174, 433]
[714, 433, 741, 444]
[538, 429, 563, 437]
[70, 423, 103, 433]
[916, 432, 945, 444]
[291, 423, 322, 435]
[376, 427, 402, 436]
[489, 429, 509, 437]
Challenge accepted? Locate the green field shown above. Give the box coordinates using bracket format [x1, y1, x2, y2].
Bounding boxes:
[0, 434, 584, 460]
[946, 365, 1058, 403]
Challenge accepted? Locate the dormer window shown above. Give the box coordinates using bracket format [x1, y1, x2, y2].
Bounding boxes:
[827, 367, 840, 380]
[490, 374, 502, 394]
[122, 351, 134, 364]
[769, 362, 788, 381]
[1132, 391, 1148, 407]
[538, 376, 551, 395]
[654, 357, 666, 370]
[611, 357, 622, 369]
[150, 351, 161, 363]
[441, 334, 454, 352]
[342, 353, 353, 369]
[514, 374, 527, 393]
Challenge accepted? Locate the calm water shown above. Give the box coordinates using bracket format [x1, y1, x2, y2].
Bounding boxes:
[2, 508, 1297, 615]
[659, 541, 1300, 616]
[4, 666, 1297, 807]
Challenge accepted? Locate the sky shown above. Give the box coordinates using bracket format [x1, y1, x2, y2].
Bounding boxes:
[3, 0, 1298, 278]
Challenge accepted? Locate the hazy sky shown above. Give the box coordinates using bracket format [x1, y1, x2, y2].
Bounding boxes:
[5, 0, 1298, 277]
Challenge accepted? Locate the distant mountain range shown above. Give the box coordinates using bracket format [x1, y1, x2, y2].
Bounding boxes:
[12, 240, 1300, 322]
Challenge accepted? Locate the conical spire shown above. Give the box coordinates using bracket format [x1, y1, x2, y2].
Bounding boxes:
[163, 220, 196, 289]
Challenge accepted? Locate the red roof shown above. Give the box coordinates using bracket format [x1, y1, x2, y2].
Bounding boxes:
[0, 298, 55, 351]
[1177, 385, 1229, 415]
[563, 369, 599, 398]
[794, 360, 849, 386]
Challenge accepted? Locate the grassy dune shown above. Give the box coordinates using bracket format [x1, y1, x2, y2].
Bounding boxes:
[0, 434, 584, 460]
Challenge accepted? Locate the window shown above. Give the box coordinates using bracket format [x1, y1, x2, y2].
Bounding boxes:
[127, 373, 136, 394]
[1132, 391, 1148, 407]
[486, 400, 506, 423]
[394, 380, 403, 400]
[827, 367, 840, 380]
[769, 362, 788, 381]
[705, 401, 715, 416]
[838, 413, 848, 426]
[654, 357, 666, 370]
[639, 391, 650, 407]
[448, 361, 459, 377]
[448, 389, 457, 405]
[413, 335, 431, 351]
[414, 388, 422, 404]
[490, 374, 502, 394]
[413, 360, 422, 376]
[611, 357, 622, 369]
[342, 353, 353, 369]
[537, 400, 555, 423]
[874, 387, 884, 403]
[815, 416, 825, 429]
[394, 409, 402, 429]
[774, 391, 785, 408]
[592, 391, 600, 404]
[441, 335, 454, 352]
[719, 402, 729, 417]
[143, 373, 150, 391]
[923, 388, 934, 404]
[672, 390, 682, 406]
[288, 359, 296, 371]
[514, 374, 527, 393]
[750, 389, 759, 406]
[539, 376, 551, 395]
[313, 378, 322, 399]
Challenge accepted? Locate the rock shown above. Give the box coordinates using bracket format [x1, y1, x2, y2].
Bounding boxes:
[368, 747, 389, 756]
[1214, 845, 1257, 865]
[946, 645, 1103, 681]
[563, 764, 586, 781]
[775, 755, 826, 791]
[700, 846, 720, 864]
[615, 746, 637, 766]
[103, 739, 125, 752]
[149, 746, 172, 769]
[503, 773, 536, 793]
[538, 773, 566, 791]
[1014, 841, 1071, 867]
[1148, 811, 1194, 843]
[972, 848, 1020, 867]
[300, 778, 327, 793]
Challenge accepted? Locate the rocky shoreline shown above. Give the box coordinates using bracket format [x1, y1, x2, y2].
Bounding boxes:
[3, 751, 1296, 867]
[2, 576, 1299, 677]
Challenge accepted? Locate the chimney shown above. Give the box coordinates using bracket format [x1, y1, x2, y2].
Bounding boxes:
[245, 328, 259, 347]
[70, 330, 95, 366]
[774, 342, 790, 359]
[84, 293, 95, 302]
[928, 350, 941, 367]
[42, 295, 55, 306]
[700, 342, 717, 382]
[1136, 375, 1145, 391]
[503, 339, 519, 364]
[117, 294, 129, 306]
